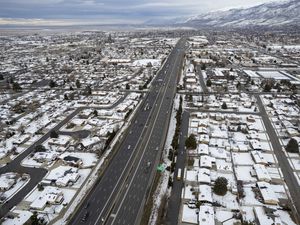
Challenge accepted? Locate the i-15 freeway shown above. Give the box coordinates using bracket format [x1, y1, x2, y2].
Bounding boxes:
[69, 38, 187, 225]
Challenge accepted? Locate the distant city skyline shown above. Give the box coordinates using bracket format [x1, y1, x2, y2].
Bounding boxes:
[0, 0, 284, 25]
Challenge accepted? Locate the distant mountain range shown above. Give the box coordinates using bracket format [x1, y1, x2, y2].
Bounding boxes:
[146, 0, 300, 28]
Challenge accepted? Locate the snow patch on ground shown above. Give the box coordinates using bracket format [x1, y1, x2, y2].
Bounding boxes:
[54, 98, 144, 225]
[132, 59, 161, 67]
[1, 210, 33, 225]
[148, 94, 181, 225]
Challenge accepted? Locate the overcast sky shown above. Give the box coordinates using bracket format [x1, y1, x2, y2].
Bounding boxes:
[0, 0, 281, 25]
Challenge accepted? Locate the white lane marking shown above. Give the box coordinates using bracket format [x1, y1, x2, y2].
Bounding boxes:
[110, 42, 182, 224]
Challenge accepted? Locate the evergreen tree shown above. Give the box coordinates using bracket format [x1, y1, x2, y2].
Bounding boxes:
[286, 138, 299, 153]
[50, 130, 59, 138]
[185, 134, 197, 149]
[76, 79, 81, 88]
[213, 177, 228, 196]
[35, 145, 46, 152]
[64, 94, 69, 100]
[49, 79, 56, 88]
[264, 83, 272, 92]
[29, 212, 39, 225]
[85, 85, 92, 95]
[93, 110, 98, 117]
[12, 82, 22, 91]
[221, 102, 228, 109]
[206, 79, 212, 87]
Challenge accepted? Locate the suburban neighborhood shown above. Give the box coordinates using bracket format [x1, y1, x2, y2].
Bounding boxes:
[0, 17, 300, 225]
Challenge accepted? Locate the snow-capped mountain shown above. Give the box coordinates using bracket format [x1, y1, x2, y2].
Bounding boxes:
[184, 0, 300, 28]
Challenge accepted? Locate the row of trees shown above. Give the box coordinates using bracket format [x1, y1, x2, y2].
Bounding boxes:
[171, 96, 183, 150]
[49, 79, 82, 89]
[6, 77, 94, 95]
[167, 96, 183, 175]
[262, 79, 297, 92]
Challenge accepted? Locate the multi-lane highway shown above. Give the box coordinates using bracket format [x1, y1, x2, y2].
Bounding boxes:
[69, 38, 187, 225]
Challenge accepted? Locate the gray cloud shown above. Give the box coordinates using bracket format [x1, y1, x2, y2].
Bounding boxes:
[0, 0, 281, 24]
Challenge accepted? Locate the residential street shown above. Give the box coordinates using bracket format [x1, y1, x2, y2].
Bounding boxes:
[165, 110, 189, 225]
[0, 94, 127, 219]
[255, 94, 300, 222]
[196, 65, 208, 93]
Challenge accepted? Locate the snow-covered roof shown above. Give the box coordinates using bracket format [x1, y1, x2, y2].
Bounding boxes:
[198, 205, 215, 225]
[251, 151, 268, 165]
[30, 186, 63, 210]
[1, 210, 33, 225]
[198, 168, 211, 184]
[197, 144, 209, 155]
[198, 185, 212, 203]
[182, 205, 198, 224]
[254, 207, 282, 225]
[0, 173, 16, 190]
[254, 164, 271, 182]
[257, 182, 278, 205]
[200, 155, 215, 168]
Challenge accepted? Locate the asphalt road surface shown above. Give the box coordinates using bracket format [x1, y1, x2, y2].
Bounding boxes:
[256, 95, 300, 223]
[164, 95, 300, 225]
[69, 38, 188, 225]
[165, 110, 189, 225]
[0, 95, 127, 219]
[196, 65, 208, 93]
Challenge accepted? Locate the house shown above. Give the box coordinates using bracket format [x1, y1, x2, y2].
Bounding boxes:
[254, 206, 282, 225]
[198, 205, 215, 225]
[33, 151, 58, 163]
[252, 164, 271, 182]
[251, 151, 268, 165]
[48, 135, 71, 147]
[78, 109, 94, 119]
[247, 115, 256, 123]
[80, 136, 102, 149]
[257, 182, 279, 205]
[286, 128, 299, 137]
[198, 168, 211, 184]
[198, 127, 208, 134]
[185, 169, 198, 185]
[190, 120, 199, 128]
[30, 186, 64, 210]
[199, 134, 210, 144]
[181, 204, 198, 224]
[200, 155, 215, 169]
[210, 147, 229, 160]
[198, 185, 213, 203]
[62, 156, 83, 167]
[12, 134, 30, 145]
[215, 159, 233, 173]
[197, 144, 209, 156]
[267, 167, 284, 184]
[44, 166, 80, 187]
[0, 174, 16, 191]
